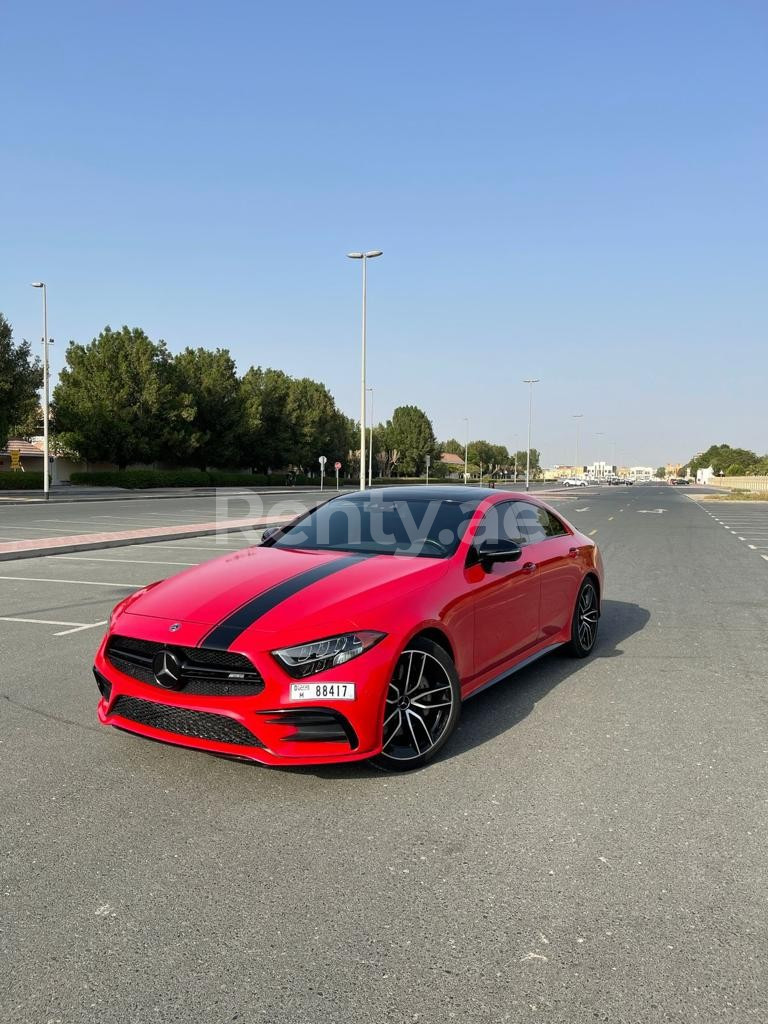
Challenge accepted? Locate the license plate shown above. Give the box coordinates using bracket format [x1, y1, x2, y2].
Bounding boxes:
[290, 682, 356, 701]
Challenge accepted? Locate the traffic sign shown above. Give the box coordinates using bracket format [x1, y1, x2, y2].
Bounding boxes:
[334, 461, 341, 470]
[10, 449, 21, 471]
[319, 455, 327, 465]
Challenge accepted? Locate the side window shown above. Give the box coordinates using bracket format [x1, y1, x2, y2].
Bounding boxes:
[472, 502, 523, 547]
[510, 501, 570, 544]
[512, 502, 570, 543]
[511, 502, 548, 544]
[535, 507, 569, 538]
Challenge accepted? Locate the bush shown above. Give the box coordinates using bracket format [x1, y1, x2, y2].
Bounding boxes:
[67, 469, 325, 489]
[69, 470, 210, 488]
[0, 472, 44, 490]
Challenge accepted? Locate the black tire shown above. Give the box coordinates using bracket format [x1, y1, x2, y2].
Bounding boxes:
[567, 578, 600, 658]
[370, 637, 461, 772]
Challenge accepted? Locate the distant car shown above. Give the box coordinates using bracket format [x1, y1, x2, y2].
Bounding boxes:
[562, 478, 587, 487]
[94, 487, 604, 771]
[624, 479, 634, 486]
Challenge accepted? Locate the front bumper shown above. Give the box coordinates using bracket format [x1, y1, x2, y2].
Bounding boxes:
[93, 632, 396, 766]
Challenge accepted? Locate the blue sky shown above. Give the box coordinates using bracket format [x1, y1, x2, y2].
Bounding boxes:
[2, 0, 766, 468]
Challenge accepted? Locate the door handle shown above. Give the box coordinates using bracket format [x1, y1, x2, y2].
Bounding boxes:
[568, 547, 579, 557]
[522, 561, 537, 573]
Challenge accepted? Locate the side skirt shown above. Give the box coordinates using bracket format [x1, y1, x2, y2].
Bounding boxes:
[462, 642, 564, 702]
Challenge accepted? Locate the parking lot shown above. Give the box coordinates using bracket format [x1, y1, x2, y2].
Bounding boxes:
[690, 496, 768, 564]
[2, 485, 767, 1022]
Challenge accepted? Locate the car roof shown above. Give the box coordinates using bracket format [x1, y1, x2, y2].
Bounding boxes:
[342, 485, 535, 504]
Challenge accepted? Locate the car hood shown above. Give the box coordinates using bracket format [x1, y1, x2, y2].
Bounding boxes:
[122, 545, 449, 644]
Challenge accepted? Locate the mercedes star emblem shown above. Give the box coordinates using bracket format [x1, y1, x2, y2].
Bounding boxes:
[152, 649, 184, 690]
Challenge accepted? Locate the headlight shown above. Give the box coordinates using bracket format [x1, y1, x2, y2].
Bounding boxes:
[272, 631, 385, 678]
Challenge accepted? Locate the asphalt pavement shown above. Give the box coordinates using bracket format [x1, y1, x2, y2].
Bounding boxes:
[1, 484, 766, 1023]
[0, 489, 329, 541]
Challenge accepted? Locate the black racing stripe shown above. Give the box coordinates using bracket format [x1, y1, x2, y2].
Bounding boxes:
[199, 554, 372, 651]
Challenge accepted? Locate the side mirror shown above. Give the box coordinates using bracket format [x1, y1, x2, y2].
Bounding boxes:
[261, 526, 282, 544]
[476, 539, 522, 571]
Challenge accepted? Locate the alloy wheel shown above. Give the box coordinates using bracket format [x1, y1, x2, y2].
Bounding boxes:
[577, 582, 599, 650]
[381, 649, 456, 763]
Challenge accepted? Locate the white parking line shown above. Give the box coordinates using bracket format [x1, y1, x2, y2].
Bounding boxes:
[0, 575, 139, 588]
[53, 621, 108, 636]
[54, 555, 199, 566]
[0, 616, 97, 627]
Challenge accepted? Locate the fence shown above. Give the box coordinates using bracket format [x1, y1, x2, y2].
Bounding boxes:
[709, 476, 768, 492]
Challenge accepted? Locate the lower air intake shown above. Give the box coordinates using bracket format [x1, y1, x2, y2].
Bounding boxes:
[110, 695, 263, 747]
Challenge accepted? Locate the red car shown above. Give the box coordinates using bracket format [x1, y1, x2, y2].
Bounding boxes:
[94, 486, 603, 770]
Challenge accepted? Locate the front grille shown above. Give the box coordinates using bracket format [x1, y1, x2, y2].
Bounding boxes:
[106, 636, 265, 696]
[110, 695, 263, 747]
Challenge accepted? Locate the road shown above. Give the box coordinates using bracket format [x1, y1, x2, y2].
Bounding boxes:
[1, 485, 766, 1022]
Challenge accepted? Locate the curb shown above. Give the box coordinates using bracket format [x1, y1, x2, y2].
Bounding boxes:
[0, 486, 335, 506]
[0, 516, 292, 563]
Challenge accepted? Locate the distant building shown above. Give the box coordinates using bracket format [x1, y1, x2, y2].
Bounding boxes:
[548, 465, 585, 480]
[439, 453, 464, 467]
[696, 466, 714, 484]
[0, 439, 46, 474]
[628, 466, 653, 481]
[586, 461, 614, 480]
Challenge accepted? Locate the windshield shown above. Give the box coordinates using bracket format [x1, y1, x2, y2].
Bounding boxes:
[271, 494, 482, 558]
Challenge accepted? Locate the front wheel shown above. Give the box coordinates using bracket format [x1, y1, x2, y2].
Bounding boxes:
[567, 578, 599, 657]
[370, 638, 461, 771]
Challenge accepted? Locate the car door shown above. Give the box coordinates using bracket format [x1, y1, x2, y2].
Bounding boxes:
[512, 502, 581, 640]
[466, 501, 541, 677]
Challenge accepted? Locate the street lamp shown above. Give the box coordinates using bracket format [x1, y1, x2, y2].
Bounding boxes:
[523, 378, 540, 491]
[572, 413, 584, 469]
[367, 386, 374, 488]
[30, 282, 50, 500]
[463, 417, 469, 484]
[347, 250, 383, 490]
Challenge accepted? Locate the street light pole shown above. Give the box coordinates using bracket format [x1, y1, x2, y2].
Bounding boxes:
[31, 282, 50, 500]
[367, 386, 374, 488]
[573, 413, 584, 469]
[347, 250, 382, 490]
[463, 417, 469, 484]
[523, 378, 540, 491]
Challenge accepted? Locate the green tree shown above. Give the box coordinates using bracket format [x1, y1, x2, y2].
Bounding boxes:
[384, 405, 437, 476]
[239, 367, 294, 471]
[0, 313, 43, 451]
[173, 347, 244, 470]
[285, 377, 350, 470]
[440, 438, 465, 457]
[654, 466, 666, 479]
[53, 326, 180, 469]
[687, 444, 759, 477]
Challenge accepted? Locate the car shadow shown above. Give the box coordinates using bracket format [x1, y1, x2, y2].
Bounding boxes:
[438, 598, 649, 763]
[290, 598, 650, 779]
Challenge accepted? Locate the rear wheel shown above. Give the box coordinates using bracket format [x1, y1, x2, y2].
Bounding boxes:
[370, 638, 461, 771]
[567, 578, 599, 657]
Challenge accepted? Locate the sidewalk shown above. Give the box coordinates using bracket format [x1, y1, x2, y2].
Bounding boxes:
[0, 485, 325, 505]
[0, 513, 292, 562]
